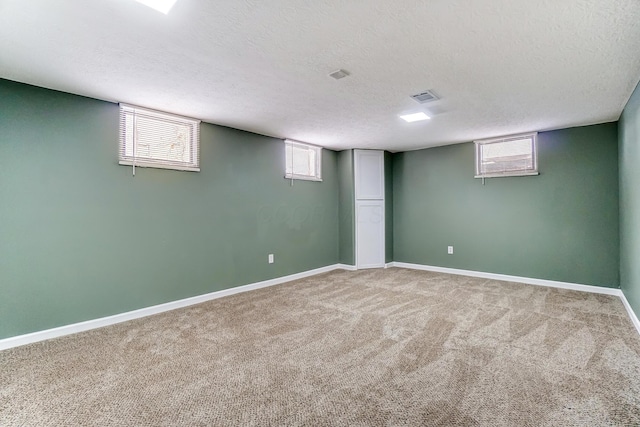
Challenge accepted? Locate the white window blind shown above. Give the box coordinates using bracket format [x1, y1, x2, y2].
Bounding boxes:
[475, 132, 538, 178]
[285, 139, 322, 181]
[119, 104, 200, 173]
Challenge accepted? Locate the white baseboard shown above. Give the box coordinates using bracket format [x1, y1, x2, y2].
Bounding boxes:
[390, 261, 640, 336]
[0, 264, 350, 351]
[619, 291, 640, 336]
[4, 262, 638, 351]
[390, 262, 621, 295]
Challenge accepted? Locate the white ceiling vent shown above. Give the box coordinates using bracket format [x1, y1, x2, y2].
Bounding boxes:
[329, 69, 349, 80]
[411, 90, 439, 104]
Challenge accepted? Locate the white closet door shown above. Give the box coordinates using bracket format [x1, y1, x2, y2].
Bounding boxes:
[356, 200, 385, 268]
[354, 149, 385, 269]
[354, 150, 384, 200]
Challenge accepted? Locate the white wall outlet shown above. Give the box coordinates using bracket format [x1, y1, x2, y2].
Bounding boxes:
[268, 254, 274, 264]
[447, 246, 454, 255]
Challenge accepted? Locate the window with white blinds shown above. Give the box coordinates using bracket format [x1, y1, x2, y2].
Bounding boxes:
[285, 139, 322, 181]
[119, 104, 200, 173]
[475, 132, 538, 178]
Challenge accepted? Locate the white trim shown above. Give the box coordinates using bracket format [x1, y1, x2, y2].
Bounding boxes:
[119, 160, 200, 172]
[620, 291, 640, 336]
[384, 262, 393, 269]
[336, 264, 357, 271]
[474, 171, 539, 179]
[390, 262, 621, 295]
[0, 264, 350, 351]
[283, 174, 322, 182]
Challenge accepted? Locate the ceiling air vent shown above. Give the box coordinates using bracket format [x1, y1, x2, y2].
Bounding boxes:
[410, 90, 439, 104]
[329, 69, 349, 80]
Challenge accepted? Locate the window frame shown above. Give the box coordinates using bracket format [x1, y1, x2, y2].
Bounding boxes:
[118, 104, 201, 172]
[474, 132, 538, 179]
[284, 139, 322, 182]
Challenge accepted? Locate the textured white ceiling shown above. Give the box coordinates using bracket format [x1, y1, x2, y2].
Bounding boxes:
[1, 0, 639, 151]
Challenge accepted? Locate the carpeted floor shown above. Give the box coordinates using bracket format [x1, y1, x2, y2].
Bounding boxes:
[2, 267, 640, 426]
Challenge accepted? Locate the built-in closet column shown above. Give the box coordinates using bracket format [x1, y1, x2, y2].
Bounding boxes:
[354, 150, 385, 269]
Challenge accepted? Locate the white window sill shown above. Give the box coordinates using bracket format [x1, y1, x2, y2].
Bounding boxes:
[474, 171, 539, 179]
[119, 160, 200, 172]
[284, 174, 322, 182]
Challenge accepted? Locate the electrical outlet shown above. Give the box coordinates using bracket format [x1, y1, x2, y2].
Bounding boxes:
[447, 246, 454, 255]
[268, 254, 274, 264]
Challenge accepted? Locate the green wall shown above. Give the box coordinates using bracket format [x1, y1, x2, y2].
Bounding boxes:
[393, 123, 619, 287]
[338, 149, 355, 265]
[620, 81, 640, 318]
[0, 77, 630, 341]
[0, 79, 340, 339]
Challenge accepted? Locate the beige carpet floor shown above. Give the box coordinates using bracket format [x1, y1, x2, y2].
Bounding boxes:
[2, 268, 640, 426]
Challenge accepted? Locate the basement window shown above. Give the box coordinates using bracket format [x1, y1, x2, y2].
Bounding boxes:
[285, 140, 322, 181]
[119, 104, 200, 173]
[475, 132, 538, 178]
